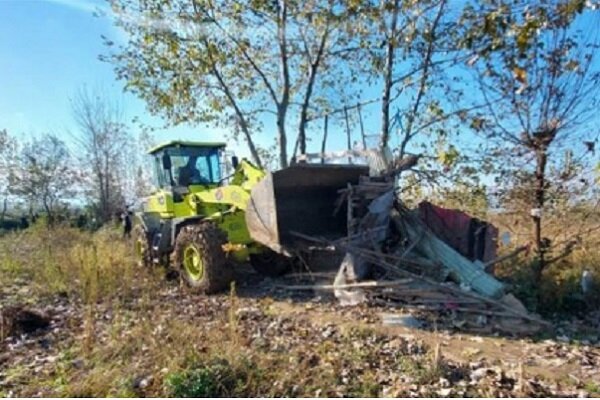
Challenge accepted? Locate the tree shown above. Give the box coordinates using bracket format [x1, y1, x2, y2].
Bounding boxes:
[132, 131, 157, 199]
[7, 134, 76, 225]
[461, 1, 600, 283]
[71, 87, 131, 223]
[295, 0, 337, 156]
[0, 129, 18, 222]
[105, 0, 361, 168]
[357, 0, 465, 162]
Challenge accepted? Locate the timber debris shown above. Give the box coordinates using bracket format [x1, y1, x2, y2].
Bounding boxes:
[286, 175, 547, 335]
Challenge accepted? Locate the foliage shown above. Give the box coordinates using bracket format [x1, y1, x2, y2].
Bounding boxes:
[492, 200, 600, 314]
[165, 358, 261, 397]
[6, 134, 78, 224]
[0, 129, 18, 221]
[105, 0, 363, 168]
[367, 0, 465, 160]
[458, 0, 600, 282]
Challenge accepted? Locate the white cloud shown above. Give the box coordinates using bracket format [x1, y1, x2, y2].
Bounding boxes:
[45, 0, 109, 15]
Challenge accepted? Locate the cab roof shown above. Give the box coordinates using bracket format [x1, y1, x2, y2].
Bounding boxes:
[148, 140, 227, 155]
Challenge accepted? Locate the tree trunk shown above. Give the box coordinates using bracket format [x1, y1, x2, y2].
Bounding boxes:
[104, 154, 112, 223]
[277, 0, 290, 169]
[298, 65, 316, 156]
[238, 118, 263, 169]
[398, 0, 445, 159]
[321, 115, 329, 164]
[343, 106, 352, 163]
[224, 89, 263, 168]
[277, 110, 288, 168]
[532, 148, 547, 283]
[379, 0, 399, 151]
[42, 196, 52, 227]
[208, 49, 263, 168]
[0, 197, 6, 223]
[298, 20, 330, 156]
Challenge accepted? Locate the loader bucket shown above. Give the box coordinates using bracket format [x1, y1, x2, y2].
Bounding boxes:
[246, 164, 369, 254]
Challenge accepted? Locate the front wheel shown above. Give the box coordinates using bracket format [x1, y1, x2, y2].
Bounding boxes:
[174, 223, 233, 294]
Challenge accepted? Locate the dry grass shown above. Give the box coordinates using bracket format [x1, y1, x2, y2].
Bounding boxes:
[491, 211, 600, 314]
[0, 222, 142, 304]
[2, 218, 599, 397]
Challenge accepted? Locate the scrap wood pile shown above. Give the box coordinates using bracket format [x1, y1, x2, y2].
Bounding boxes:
[287, 176, 549, 335]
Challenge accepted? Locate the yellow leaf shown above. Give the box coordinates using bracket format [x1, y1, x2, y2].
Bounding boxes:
[513, 67, 527, 84]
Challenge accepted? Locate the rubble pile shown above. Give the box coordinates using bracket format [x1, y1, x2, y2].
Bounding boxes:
[288, 176, 548, 335]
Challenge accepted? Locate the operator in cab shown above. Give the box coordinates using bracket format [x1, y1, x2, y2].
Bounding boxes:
[178, 156, 209, 186]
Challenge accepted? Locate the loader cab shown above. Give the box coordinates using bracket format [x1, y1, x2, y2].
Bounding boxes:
[148, 141, 226, 191]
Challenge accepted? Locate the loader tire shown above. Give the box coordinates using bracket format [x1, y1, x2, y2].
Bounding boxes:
[133, 225, 152, 268]
[174, 222, 232, 294]
[250, 249, 291, 277]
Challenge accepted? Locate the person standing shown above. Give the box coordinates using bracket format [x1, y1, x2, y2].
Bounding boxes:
[122, 210, 132, 239]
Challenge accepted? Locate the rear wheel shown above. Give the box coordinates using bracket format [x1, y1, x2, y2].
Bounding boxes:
[250, 249, 291, 277]
[133, 225, 151, 268]
[174, 223, 233, 294]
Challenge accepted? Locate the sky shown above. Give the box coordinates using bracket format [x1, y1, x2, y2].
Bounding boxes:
[1, 0, 598, 168]
[0, 0, 394, 163]
[0, 0, 251, 156]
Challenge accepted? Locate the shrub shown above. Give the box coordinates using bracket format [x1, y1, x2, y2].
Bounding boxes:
[165, 358, 261, 397]
[495, 251, 600, 316]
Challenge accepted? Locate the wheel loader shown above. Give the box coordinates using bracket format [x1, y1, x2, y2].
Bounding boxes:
[134, 140, 368, 293]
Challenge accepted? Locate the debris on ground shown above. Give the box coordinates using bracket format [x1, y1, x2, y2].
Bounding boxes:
[1, 264, 599, 397]
[287, 175, 547, 335]
[1, 305, 50, 340]
[417, 201, 498, 263]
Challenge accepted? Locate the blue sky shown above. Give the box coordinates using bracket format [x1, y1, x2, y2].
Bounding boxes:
[1, 0, 598, 168]
[0, 0, 393, 162]
[0, 0, 251, 154]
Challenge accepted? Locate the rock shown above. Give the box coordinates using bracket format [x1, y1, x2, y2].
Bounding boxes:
[381, 313, 423, 328]
[132, 374, 152, 390]
[470, 367, 491, 382]
[321, 326, 336, 338]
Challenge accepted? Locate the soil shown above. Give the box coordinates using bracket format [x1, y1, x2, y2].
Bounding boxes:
[1, 265, 599, 397]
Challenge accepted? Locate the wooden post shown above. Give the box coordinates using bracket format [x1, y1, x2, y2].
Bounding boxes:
[321, 114, 329, 164]
[357, 103, 367, 150]
[343, 105, 352, 163]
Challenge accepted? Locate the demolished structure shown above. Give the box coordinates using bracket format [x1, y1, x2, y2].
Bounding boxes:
[272, 152, 548, 335]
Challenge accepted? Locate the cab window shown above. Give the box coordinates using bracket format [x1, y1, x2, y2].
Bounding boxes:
[152, 147, 222, 188]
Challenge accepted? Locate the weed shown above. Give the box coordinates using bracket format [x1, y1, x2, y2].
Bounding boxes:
[584, 381, 600, 395]
[165, 357, 265, 397]
[346, 371, 381, 397]
[228, 281, 241, 350]
[397, 344, 450, 385]
[0, 223, 143, 304]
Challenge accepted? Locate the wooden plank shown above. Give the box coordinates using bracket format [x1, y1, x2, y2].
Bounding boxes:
[279, 279, 414, 291]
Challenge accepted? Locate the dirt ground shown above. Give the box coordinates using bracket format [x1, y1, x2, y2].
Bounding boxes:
[1, 265, 599, 397]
